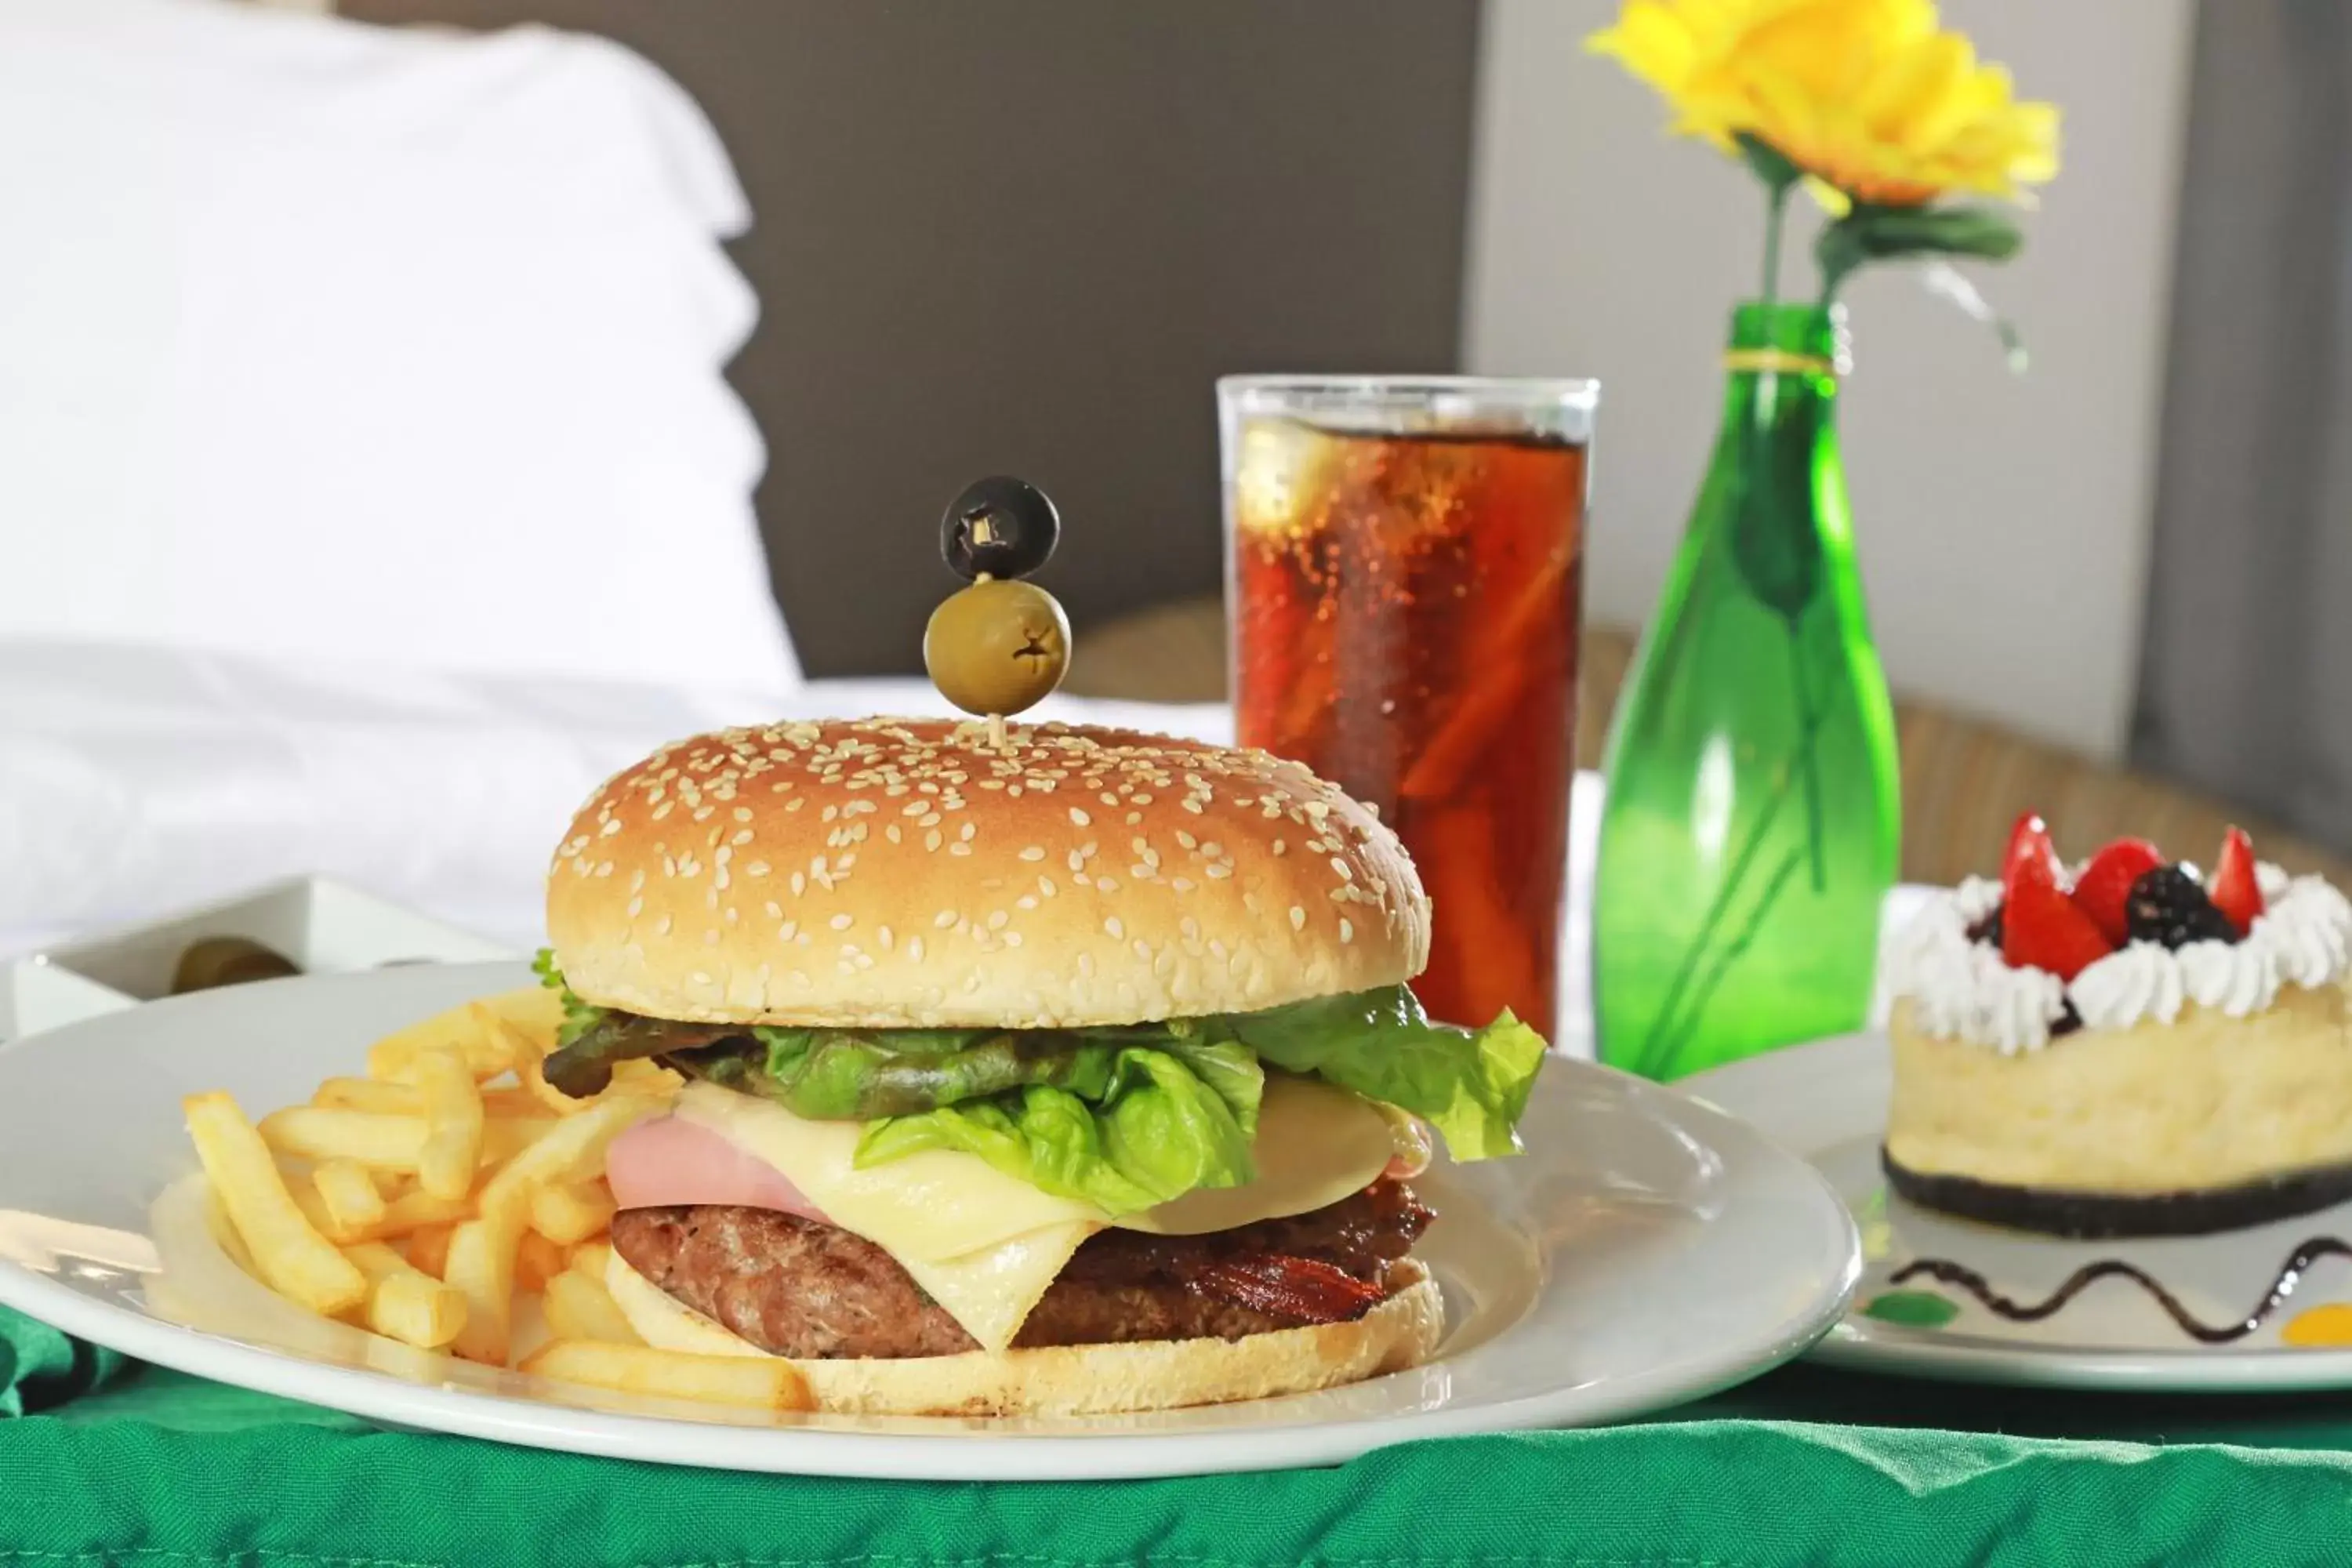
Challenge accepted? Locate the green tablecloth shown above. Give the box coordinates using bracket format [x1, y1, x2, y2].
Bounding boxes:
[10, 1308, 2352, 1566]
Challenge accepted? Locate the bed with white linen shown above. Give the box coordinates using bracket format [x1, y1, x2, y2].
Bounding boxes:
[0, 0, 1593, 1045]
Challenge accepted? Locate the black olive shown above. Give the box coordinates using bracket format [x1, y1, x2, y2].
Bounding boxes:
[941, 476, 1060, 582]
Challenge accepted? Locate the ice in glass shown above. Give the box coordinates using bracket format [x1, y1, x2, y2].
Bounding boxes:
[1220, 379, 1595, 1037]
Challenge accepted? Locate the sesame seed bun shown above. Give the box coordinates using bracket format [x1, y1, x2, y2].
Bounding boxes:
[546, 718, 1429, 1029]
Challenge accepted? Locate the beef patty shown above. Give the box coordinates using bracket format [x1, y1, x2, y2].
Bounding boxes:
[608, 1179, 1433, 1359]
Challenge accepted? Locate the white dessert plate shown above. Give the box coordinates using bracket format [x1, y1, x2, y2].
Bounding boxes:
[1685, 1029, 2352, 1391]
[0, 960, 1858, 1480]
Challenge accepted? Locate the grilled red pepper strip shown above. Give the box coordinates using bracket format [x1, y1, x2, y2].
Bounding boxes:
[1185, 1252, 1386, 1323]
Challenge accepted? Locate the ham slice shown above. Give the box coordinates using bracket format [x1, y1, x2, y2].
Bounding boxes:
[604, 1112, 829, 1221]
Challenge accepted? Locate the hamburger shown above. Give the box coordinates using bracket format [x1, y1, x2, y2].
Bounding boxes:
[534, 717, 1546, 1416]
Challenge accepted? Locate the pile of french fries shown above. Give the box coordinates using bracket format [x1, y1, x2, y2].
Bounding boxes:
[181, 988, 813, 1413]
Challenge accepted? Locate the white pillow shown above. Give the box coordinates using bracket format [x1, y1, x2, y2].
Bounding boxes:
[0, 0, 798, 689]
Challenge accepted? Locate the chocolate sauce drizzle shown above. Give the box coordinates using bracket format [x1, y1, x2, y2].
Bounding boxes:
[1891, 1237, 2352, 1344]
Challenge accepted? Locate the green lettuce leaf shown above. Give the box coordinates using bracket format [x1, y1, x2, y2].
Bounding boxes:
[531, 949, 606, 1047]
[744, 1027, 1102, 1119]
[528, 943, 1544, 1205]
[853, 1038, 1263, 1215]
[1227, 985, 1544, 1160]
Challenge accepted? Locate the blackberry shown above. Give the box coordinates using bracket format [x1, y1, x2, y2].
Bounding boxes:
[1966, 903, 2005, 949]
[2125, 865, 2239, 949]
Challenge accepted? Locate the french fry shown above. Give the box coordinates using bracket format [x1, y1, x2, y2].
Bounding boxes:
[516, 1031, 589, 1117]
[296, 1184, 473, 1245]
[405, 1049, 485, 1202]
[343, 1240, 466, 1349]
[368, 1269, 468, 1350]
[260, 1108, 549, 1174]
[184, 1093, 368, 1316]
[470, 1004, 546, 1076]
[479, 1087, 555, 1120]
[443, 1210, 525, 1365]
[515, 1229, 568, 1294]
[530, 1181, 615, 1247]
[188, 983, 664, 1378]
[315, 1078, 424, 1115]
[311, 1160, 387, 1236]
[521, 1340, 812, 1412]
[448, 1096, 654, 1366]
[260, 1108, 426, 1170]
[480, 1116, 557, 1168]
[462, 1003, 528, 1081]
[479, 1094, 655, 1221]
[541, 1270, 641, 1345]
[405, 1221, 456, 1279]
[366, 1001, 510, 1083]
[376, 1189, 474, 1238]
[611, 1060, 684, 1098]
[479, 983, 564, 1045]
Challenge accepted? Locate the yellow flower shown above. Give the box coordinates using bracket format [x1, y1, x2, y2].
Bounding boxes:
[1588, 0, 2059, 208]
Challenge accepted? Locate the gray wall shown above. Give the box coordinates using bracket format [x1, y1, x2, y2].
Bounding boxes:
[347, 0, 1484, 676]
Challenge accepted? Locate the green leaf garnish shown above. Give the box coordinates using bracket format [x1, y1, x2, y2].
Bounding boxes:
[531, 949, 606, 1047]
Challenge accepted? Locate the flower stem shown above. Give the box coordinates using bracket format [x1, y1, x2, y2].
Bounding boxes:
[1762, 181, 1789, 310]
[1633, 688, 1833, 1077]
[1634, 756, 1797, 1073]
[1787, 631, 1828, 892]
[1653, 844, 1809, 1075]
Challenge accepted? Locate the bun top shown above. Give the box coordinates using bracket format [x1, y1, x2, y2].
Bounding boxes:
[546, 718, 1428, 1028]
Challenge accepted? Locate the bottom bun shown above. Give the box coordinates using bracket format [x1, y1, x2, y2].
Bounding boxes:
[606, 1248, 1444, 1417]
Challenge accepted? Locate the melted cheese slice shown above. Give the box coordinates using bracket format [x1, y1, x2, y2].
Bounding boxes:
[673, 1083, 1105, 1261]
[664, 1074, 1400, 1352]
[1120, 1076, 1399, 1236]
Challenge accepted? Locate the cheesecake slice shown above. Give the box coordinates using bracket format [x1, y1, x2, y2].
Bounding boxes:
[1883, 818, 2352, 1239]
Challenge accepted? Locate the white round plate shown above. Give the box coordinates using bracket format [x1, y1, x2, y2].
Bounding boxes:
[0, 962, 1857, 1479]
[1684, 1030, 2352, 1391]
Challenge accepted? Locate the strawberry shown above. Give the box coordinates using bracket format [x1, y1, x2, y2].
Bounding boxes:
[2210, 826, 2264, 935]
[2071, 837, 2165, 946]
[2003, 873, 2116, 981]
[2001, 812, 2065, 897]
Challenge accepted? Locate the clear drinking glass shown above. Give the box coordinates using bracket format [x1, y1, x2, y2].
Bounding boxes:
[1218, 376, 1597, 1037]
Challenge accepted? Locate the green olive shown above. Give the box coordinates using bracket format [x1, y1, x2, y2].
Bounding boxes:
[172, 936, 300, 994]
[924, 579, 1072, 717]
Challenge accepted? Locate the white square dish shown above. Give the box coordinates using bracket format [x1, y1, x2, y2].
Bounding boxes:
[0, 877, 514, 1046]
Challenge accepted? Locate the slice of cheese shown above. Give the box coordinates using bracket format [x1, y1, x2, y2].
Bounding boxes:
[673, 1082, 1103, 1352]
[673, 1082, 1105, 1263]
[661, 1073, 1403, 1352]
[1119, 1076, 1399, 1236]
[895, 1223, 1097, 1353]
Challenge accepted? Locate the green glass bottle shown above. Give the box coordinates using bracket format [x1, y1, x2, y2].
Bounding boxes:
[1593, 302, 1900, 1081]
